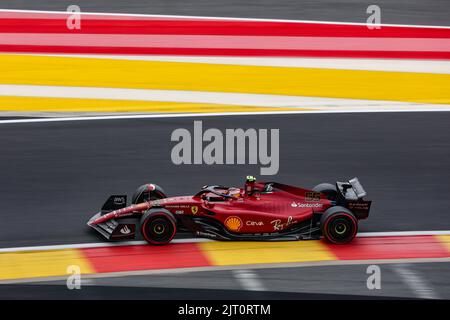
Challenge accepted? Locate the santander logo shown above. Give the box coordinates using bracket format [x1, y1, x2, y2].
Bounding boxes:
[291, 201, 322, 208]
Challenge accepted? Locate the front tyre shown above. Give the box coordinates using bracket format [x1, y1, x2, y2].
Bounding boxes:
[321, 206, 357, 244]
[140, 209, 177, 245]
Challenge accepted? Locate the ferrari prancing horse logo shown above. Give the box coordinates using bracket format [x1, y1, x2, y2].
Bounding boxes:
[191, 206, 199, 215]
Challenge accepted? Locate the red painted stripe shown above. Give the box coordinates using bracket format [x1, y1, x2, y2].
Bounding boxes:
[73, 235, 450, 275]
[1, 17, 449, 38]
[1, 12, 448, 58]
[1, 45, 449, 59]
[327, 236, 449, 260]
[80, 244, 211, 273]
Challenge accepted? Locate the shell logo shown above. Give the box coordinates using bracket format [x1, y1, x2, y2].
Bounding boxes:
[224, 216, 243, 232]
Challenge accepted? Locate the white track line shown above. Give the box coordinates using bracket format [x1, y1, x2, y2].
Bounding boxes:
[0, 230, 449, 253]
[0, 238, 212, 253]
[0, 9, 449, 29]
[2, 85, 446, 108]
[392, 264, 440, 299]
[2, 108, 450, 125]
[232, 270, 266, 291]
[3, 85, 428, 107]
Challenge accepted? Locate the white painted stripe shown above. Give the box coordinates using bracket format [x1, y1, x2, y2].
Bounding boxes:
[27, 54, 450, 74]
[233, 270, 266, 291]
[2, 85, 444, 108]
[0, 230, 449, 253]
[0, 9, 449, 29]
[392, 264, 439, 299]
[2, 108, 450, 125]
[0, 238, 212, 253]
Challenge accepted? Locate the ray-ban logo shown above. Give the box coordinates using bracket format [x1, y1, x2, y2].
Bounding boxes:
[170, 121, 279, 175]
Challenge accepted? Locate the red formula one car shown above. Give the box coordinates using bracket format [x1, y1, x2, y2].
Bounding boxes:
[87, 176, 371, 245]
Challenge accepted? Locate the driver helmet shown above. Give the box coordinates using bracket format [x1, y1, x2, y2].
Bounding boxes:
[245, 175, 256, 195]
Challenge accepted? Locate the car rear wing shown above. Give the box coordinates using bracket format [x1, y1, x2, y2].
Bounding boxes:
[337, 177, 367, 201]
[336, 177, 371, 219]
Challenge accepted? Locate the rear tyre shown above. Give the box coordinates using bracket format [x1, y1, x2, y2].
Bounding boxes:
[140, 209, 177, 245]
[321, 206, 358, 244]
[313, 183, 337, 201]
[132, 183, 166, 204]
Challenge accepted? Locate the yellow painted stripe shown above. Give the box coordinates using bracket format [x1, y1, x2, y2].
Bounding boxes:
[436, 235, 450, 253]
[1, 54, 449, 104]
[0, 249, 94, 281]
[0, 96, 309, 113]
[199, 241, 337, 266]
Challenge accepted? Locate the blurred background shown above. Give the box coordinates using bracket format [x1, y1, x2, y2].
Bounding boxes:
[0, 0, 449, 299]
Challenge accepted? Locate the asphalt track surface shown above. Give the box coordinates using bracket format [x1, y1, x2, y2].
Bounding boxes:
[2, 262, 449, 299]
[1, 0, 450, 26]
[1, 112, 450, 248]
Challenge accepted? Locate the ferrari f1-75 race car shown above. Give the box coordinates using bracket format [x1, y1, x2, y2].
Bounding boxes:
[87, 176, 371, 245]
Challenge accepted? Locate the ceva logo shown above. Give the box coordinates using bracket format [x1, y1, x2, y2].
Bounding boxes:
[246, 221, 264, 226]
